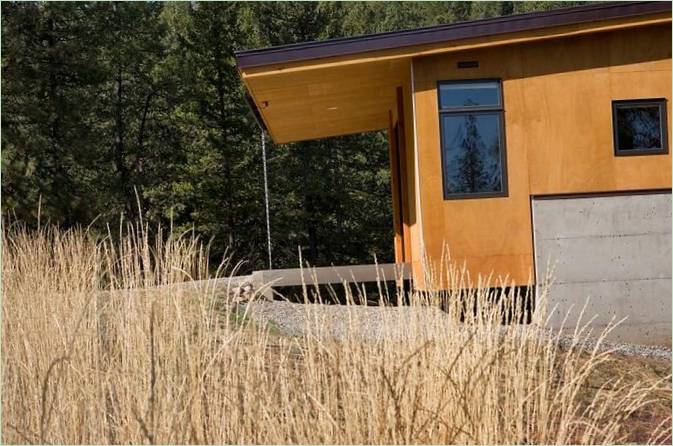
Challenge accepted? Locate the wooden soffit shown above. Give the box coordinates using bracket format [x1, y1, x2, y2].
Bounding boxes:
[237, 2, 671, 144]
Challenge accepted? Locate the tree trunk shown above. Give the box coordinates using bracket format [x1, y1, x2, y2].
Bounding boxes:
[114, 62, 135, 220]
[213, 27, 236, 248]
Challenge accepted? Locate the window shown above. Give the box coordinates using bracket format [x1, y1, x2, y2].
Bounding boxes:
[613, 99, 668, 156]
[438, 80, 507, 199]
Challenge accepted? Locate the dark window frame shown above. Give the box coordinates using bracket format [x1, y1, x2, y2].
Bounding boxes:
[612, 98, 669, 156]
[437, 78, 509, 200]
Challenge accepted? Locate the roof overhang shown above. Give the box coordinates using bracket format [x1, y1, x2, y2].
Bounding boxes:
[236, 2, 672, 144]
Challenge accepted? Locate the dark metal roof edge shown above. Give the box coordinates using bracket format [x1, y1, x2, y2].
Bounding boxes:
[236, 1, 616, 56]
[235, 1, 671, 69]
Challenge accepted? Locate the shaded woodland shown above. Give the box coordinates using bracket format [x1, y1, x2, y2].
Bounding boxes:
[1, 1, 585, 271]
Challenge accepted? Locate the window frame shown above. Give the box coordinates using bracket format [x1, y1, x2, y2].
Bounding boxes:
[612, 98, 669, 156]
[437, 78, 509, 200]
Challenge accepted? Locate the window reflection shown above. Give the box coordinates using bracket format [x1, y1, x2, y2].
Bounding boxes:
[442, 114, 503, 194]
[439, 81, 500, 109]
[616, 105, 662, 151]
[438, 80, 505, 198]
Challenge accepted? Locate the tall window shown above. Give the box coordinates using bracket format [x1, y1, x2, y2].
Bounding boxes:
[612, 99, 668, 156]
[438, 79, 507, 199]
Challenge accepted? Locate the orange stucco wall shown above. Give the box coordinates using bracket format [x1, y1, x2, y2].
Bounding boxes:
[412, 23, 672, 288]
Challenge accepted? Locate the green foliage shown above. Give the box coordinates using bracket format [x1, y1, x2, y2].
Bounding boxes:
[2, 1, 588, 271]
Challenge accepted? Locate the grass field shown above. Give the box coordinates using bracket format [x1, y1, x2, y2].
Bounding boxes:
[2, 223, 671, 444]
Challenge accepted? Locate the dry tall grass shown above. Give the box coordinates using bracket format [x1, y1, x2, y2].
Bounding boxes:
[2, 222, 671, 444]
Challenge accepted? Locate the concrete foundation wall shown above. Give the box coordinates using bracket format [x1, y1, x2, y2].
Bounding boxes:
[532, 192, 672, 346]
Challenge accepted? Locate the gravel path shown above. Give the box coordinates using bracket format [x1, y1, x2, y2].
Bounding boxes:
[240, 300, 672, 361]
[239, 300, 453, 340]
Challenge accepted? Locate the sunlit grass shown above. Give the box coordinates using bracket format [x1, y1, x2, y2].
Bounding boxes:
[2, 222, 670, 444]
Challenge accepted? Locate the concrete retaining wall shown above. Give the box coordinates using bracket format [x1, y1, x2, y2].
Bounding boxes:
[533, 192, 671, 346]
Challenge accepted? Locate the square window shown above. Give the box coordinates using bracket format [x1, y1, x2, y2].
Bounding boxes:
[438, 80, 507, 199]
[613, 99, 668, 156]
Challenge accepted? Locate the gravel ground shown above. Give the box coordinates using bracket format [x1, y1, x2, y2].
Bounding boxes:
[239, 300, 672, 361]
[556, 336, 672, 360]
[239, 300, 454, 341]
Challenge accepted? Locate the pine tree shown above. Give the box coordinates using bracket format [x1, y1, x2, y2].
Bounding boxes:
[2, 2, 106, 225]
[2, 1, 589, 269]
[456, 114, 488, 193]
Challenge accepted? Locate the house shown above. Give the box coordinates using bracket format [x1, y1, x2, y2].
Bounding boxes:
[235, 2, 672, 344]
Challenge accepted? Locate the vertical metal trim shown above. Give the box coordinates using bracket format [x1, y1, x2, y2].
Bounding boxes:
[530, 196, 540, 289]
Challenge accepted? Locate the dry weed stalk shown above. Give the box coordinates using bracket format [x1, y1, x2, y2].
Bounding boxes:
[2, 222, 670, 444]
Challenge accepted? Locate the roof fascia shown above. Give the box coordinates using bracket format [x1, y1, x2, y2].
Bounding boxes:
[236, 2, 671, 71]
[240, 12, 671, 79]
